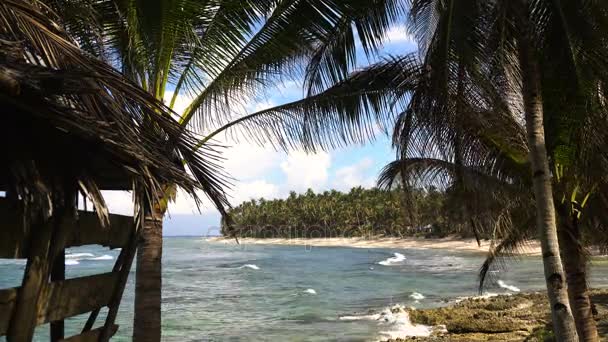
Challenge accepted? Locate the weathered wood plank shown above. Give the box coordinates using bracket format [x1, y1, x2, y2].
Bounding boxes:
[7, 218, 61, 341]
[37, 272, 119, 324]
[0, 272, 120, 337]
[0, 199, 133, 258]
[66, 212, 132, 249]
[51, 251, 66, 341]
[59, 325, 118, 342]
[0, 288, 17, 335]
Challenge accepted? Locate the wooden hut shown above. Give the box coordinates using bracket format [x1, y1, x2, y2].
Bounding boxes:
[0, 2, 227, 341]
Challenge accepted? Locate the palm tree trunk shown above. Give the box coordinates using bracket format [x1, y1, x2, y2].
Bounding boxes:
[518, 27, 578, 341]
[133, 206, 163, 342]
[558, 209, 599, 341]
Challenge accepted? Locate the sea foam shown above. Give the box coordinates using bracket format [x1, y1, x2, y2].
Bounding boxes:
[304, 289, 317, 295]
[65, 253, 94, 259]
[409, 292, 425, 300]
[239, 264, 260, 270]
[378, 252, 406, 266]
[64, 253, 114, 265]
[497, 280, 520, 292]
[339, 304, 435, 340]
[90, 255, 114, 261]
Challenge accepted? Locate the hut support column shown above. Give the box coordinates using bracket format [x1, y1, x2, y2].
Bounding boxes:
[8, 216, 72, 342]
[50, 250, 65, 341]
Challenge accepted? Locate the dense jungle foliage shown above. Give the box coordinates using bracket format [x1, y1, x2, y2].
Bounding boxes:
[223, 187, 480, 238]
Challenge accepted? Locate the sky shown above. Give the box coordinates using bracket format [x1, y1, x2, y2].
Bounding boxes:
[100, 25, 417, 236]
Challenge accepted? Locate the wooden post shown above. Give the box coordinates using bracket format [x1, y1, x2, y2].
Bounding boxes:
[99, 225, 139, 341]
[50, 250, 65, 341]
[7, 219, 55, 341]
[81, 246, 128, 332]
[8, 192, 75, 342]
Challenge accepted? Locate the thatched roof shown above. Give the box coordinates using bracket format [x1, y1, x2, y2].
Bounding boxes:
[0, 0, 230, 220]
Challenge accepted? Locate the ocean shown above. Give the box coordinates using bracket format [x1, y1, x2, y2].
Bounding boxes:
[1, 237, 607, 341]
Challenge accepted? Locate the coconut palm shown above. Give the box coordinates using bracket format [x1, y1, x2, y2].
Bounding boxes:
[41, 0, 413, 340]
[371, 1, 608, 337]
[367, 1, 608, 339]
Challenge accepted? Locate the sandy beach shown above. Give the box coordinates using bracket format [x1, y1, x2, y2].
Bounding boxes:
[206, 236, 542, 255]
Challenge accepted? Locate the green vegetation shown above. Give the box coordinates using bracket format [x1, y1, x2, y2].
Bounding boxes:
[225, 186, 486, 239]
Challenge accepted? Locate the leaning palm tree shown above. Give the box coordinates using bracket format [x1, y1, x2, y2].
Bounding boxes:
[372, 2, 608, 338]
[43, 0, 412, 340]
[379, 1, 608, 340]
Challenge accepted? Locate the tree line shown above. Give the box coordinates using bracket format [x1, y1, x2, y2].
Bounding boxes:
[225, 186, 489, 239]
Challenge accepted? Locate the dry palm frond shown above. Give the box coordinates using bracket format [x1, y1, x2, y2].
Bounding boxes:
[0, 0, 230, 223]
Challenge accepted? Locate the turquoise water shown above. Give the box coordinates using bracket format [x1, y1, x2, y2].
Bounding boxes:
[1, 237, 607, 341]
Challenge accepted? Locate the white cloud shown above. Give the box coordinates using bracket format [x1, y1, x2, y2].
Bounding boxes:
[98, 191, 133, 216]
[334, 157, 376, 191]
[280, 151, 331, 192]
[230, 180, 279, 205]
[222, 143, 281, 181]
[384, 25, 414, 44]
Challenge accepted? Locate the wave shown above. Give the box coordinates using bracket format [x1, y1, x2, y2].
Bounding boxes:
[65, 253, 94, 259]
[239, 264, 260, 270]
[497, 280, 520, 292]
[90, 255, 114, 261]
[378, 252, 406, 266]
[409, 292, 425, 301]
[304, 289, 317, 295]
[64, 253, 114, 265]
[339, 304, 435, 340]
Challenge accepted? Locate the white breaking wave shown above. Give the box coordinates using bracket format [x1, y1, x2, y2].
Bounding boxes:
[497, 280, 520, 292]
[339, 304, 435, 340]
[90, 255, 114, 261]
[304, 289, 317, 295]
[64, 252, 114, 264]
[378, 252, 406, 266]
[239, 264, 260, 270]
[65, 253, 94, 259]
[409, 292, 425, 300]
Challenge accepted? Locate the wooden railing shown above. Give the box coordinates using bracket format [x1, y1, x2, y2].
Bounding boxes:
[0, 199, 138, 341]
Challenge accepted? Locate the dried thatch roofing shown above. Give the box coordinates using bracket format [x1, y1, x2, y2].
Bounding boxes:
[0, 0, 230, 220]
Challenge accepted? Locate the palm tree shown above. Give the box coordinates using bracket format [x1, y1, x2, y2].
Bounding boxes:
[375, 2, 608, 336]
[372, 1, 608, 339]
[43, 0, 410, 340]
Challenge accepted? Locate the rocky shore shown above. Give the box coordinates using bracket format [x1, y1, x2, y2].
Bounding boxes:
[389, 289, 608, 341]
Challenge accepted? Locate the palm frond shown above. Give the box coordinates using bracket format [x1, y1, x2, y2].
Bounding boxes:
[0, 0, 231, 218]
[202, 55, 421, 152]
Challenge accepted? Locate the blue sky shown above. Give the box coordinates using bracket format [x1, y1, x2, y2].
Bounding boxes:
[101, 25, 417, 236]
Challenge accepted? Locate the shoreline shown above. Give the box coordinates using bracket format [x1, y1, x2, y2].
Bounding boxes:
[391, 288, 608, 341]
[206, 236, 542, 255]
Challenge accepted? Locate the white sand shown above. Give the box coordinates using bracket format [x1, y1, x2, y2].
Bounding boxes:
[206, 236, 542, 255]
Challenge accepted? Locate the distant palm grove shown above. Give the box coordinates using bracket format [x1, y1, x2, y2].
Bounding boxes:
[224, 187, 475, 239]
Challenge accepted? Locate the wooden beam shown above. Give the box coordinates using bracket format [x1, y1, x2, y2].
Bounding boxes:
[0, 272, 119, 337]
[59, 325, 118, 342]
[0, 288, 17, 335]
[50, 251, 66, 341]
[99, 227, 138, 341]
[0, 199, 133, 258]
[38, 272, 119, 324]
